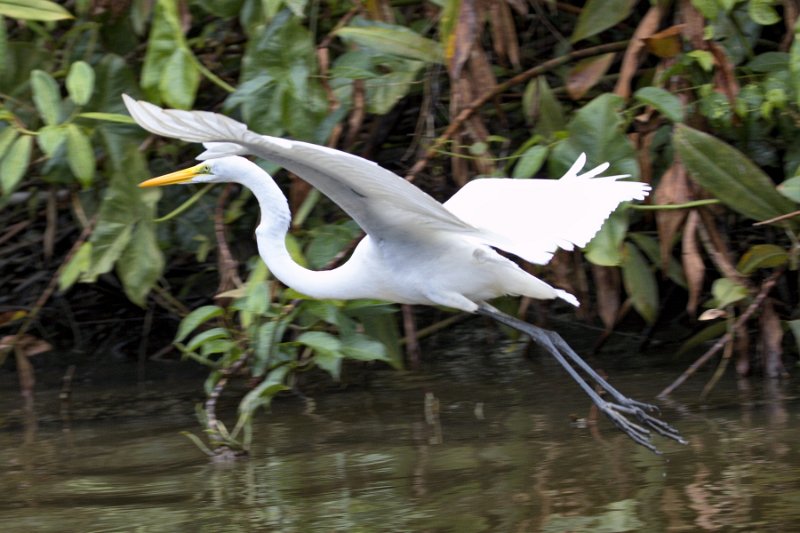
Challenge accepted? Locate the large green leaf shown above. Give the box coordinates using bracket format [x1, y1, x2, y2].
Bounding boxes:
[340, 332, 390, 363]
[298, 331, 343, 380]
[30, 69, 61, 125]
[550, 93, 639, 179]
[512, 145, 548, 179]
[0, 127, 18, 160]
[337, 22, 443, 63]
[0, 134, 31, 194]
[777, 176, 800, 202]
[634, 87, 684, 122]
[736, 244, 788, 275]
[66, 60, 95, 105]
[674, 124, 795, 222]
[621, 243, 659, 324]
[58, 242, 92, 292]
[117, 222, 165, 307]
[711, 277, 748, 308]
[65, 124, 95, 186]
[523, 77, 566, 139]
[36, 125, 66, 157]
[83, 137, 153, 284]
[237, 365, 291, 419]
[141, 0, 198, 108]
[159, 48, 200, 110]
[584, 210, 628, 266]
[0, 0, 72, 21]
[175, 305, 224, 343]
[570, 0, 636, 43]
[229, 10, 328, 140]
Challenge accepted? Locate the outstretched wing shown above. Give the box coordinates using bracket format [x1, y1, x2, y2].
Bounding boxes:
[123, 95, 472, 240]
[444, 154, 650, 264]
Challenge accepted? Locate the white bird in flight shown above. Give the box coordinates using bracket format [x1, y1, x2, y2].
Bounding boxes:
[123, 94, 685, 452]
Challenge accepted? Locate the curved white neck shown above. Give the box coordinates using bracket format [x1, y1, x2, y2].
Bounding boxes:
[234, 169, 363, 300]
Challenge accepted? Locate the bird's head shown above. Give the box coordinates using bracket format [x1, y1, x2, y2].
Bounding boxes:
[139, 156, 257, 187]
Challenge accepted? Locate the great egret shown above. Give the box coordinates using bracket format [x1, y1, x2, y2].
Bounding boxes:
[123, 94, 685, 452]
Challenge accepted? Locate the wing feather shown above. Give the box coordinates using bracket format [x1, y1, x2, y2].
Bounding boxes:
[123, 95, 472, 240]
[444, 158, 650, 264]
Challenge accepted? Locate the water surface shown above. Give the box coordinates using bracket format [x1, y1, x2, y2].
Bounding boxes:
[2, 340, 799, 532]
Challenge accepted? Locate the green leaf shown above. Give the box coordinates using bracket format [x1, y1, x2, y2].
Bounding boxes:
[628, 232, 687, 288]
[711, 277, 748, 308]
[297, 331, 343, 380]
[585, 210, 628, 266]
[621, 242, 659, 324]
[512, 145, 548, 179]
[30, 69, 61, 125]
[237, 365, 291, 417]
[674, 124, 795, 222]
[84, 223, 133, 281]
[633, 87, 684, 122]
[341, 333, 390, 363]
[550, 93, 638, 180]
[688, 50, 714, 71]
[230, 10, 328, 139]
[65, 124, 95, 186]
[748, 0, 780, 25]
[0, 0, 73, 21]
[117, 223, 165, 306]
[525, 77, 565, 139]
[252, 319, 288, 376]
[297, 330, 342, 353]
[36, 125, 66, 157]
[66, 60, 95, 105]
[747, 52, 789, 73]
[570, 0, 636, 43]
[77, 112, 137, 124]
[678, 321, 727, 355]
[691, 0, 719, 19]
[159, 48, 200, 109]
[777, 176, 800, 202]
[736, 244, 788, 275]
[58, 242, 92, 292]
[141, 0, 193, 105]
[336, 24, 443, 63]
[176, 305, 224, 343]
[186, 327, 231, 352]
[0, 127, 18, 160]
[0, 134, 31, 194]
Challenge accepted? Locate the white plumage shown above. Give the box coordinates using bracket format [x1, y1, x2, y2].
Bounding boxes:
[123, 95, 649, 312]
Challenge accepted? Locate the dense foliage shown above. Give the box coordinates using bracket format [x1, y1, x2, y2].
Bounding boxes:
[2, 0, 799, 453]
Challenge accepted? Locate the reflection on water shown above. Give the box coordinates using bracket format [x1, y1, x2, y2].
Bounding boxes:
[1, 345, 799, 532]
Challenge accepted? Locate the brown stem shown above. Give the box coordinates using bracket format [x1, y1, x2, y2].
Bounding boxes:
[205, 354, 249, 449]
[657, 269, 783, 398]
[404, 40, 630, 181]
[214, 183, 242, 296]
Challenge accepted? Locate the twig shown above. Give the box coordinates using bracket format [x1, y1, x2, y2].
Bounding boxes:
[404, 40, 630, 181]
[205, 354, 249, 448]
[657, 269, 783, 398]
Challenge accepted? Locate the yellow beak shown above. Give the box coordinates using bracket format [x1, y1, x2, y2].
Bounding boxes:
[139, 163, 204, 188]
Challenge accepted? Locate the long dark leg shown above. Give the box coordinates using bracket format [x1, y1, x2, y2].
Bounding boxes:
[477, 303, 686, 453]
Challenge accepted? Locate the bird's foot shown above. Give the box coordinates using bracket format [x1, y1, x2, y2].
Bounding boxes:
[599, 399, 688, 453]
